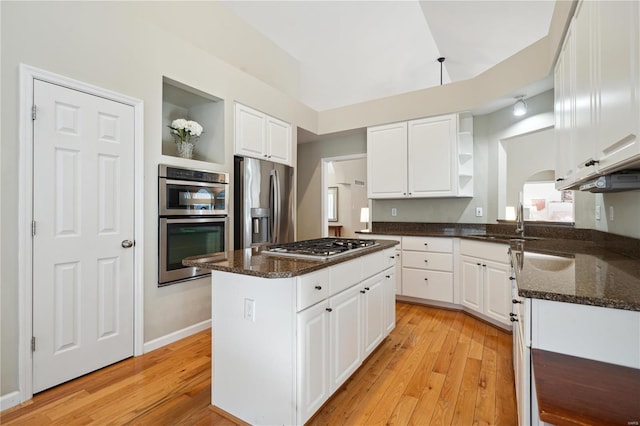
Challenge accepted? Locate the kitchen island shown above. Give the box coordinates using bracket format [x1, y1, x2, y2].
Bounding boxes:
[184, 239, 399, 425]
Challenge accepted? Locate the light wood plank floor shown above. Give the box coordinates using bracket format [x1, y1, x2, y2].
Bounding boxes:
[1, 302, 516, 425]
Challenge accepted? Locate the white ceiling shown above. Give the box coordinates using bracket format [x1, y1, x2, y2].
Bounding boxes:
[221, 0, 556, 112]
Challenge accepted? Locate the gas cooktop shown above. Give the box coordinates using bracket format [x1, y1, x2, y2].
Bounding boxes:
[264, 238, 378, 260]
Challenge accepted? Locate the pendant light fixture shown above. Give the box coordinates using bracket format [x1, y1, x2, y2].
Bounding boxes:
[437, 57, 445, 86]
[513, 96, 527, 116]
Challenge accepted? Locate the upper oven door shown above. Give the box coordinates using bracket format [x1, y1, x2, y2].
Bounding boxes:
[159, 178, 228, 216]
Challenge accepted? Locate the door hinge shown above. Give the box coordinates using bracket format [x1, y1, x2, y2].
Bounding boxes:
[32, 221, 36, 236]
[31, 336, 36, 352]
[32, 105, 37, 120]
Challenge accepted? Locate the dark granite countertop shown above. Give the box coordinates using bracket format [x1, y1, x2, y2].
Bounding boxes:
[366, 222, 640, 312]
[183, 239, 399, 279]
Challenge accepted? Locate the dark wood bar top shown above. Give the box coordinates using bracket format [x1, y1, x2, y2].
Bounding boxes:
[532, 348, 640, 426]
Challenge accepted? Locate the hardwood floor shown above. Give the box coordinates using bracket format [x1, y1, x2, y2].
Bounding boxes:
[1, 302, 516, 425]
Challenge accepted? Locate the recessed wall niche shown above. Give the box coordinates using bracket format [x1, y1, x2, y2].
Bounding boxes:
[162, 77, 224, 164]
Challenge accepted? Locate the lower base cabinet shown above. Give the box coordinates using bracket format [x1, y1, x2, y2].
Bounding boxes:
[296, 266, 396, 424]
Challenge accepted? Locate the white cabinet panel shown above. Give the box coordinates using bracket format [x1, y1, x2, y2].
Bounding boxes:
[383, 269, 396, 334]
[483, 260, 512, 324]
[234, 102, 292, 166]
[297, 269, 330, 312]
[402, 236, 453, 253]
[361, 273, 384, 358]
[402, 251, 453, 272]
[329, 284, 362, 392]
[367, 122, 408, 198]
[460, 257, 483, 312]
[329, 258, 362, 295]
[402, 268, 453, 302]
[266, 115, 292, 165]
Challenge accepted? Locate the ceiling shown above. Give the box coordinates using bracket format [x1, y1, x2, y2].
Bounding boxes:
[221, 0, 556, 112]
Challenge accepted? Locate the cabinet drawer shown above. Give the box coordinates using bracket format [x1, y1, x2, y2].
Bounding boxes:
[402, 236, 453, 253]
[402, 269, 453, 303]
[460, 239, 509, 263]
[329, 258, 362, 296]
[402, 251, 453, 272]
[297, 269, 330, 311]
[361, 249, 398, 281]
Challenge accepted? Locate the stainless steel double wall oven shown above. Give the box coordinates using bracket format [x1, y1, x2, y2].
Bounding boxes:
[158, 165, 229, 286]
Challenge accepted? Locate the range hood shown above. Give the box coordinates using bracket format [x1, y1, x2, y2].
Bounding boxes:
[579, 170, 640, 193]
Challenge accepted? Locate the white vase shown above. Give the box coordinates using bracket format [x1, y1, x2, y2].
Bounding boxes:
[176, 141, 194, 159]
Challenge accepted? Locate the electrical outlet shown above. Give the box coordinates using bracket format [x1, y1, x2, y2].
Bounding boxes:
[609, 206, 614, 221]
[595, 205, 601, 221]
[244, 298, 255, 322]
[475, 207, 483, 217]
[391, 208, 397, 217]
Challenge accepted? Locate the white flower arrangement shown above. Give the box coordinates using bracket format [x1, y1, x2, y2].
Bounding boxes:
[168, 118, 203, 144]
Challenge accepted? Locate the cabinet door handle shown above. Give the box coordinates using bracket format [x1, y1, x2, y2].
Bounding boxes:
[510, 313, 517, 317]
[510, 317, 518, 322]
[509, 277, 516, 281]
[424, 259, 428, 263]
[314, 285, 322, 290]
[512, 299, 522, 304]
[385, 275, 391, 278]
[424, 277, 428, 281]
[360, 290, 366, 294]
[364, 287, 370, 291]
[585, 159, 599, 167]
[326, 308, 333, 312]
[390, 256, 396, 259]
[476, 262, 481, 266]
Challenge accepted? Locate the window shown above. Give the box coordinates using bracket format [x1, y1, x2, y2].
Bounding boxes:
[522, 182, 574, 223]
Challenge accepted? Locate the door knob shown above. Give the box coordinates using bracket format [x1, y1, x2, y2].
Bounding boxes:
[121, 240, 134, 248]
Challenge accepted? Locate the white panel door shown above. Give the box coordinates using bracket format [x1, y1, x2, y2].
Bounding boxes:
[361, 274, 384, 358]
[367, 122, 408, 198]
[235, 102, 266, 159]
[329, 284, 362, 392]
[266, 115, 291, 165]
[460, 256, 483, 312]
[296, 300, 330, 424]
[483, 260, 512, 325]
[32, 80, 135, 393]
[407, 115, 456, 196]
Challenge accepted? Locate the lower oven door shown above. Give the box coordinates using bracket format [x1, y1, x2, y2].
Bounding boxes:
[159, 216, 228, 286]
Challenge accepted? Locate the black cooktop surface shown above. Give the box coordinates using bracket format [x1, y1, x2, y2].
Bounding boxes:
[265, 238, 377, 259]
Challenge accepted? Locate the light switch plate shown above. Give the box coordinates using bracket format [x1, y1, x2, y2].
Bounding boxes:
[391, 208, 397, 217]
[475, 207, 483, 217]
[595, 205, 601, 220]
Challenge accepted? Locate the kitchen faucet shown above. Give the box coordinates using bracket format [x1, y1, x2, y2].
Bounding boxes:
[515, 201, 525, 236]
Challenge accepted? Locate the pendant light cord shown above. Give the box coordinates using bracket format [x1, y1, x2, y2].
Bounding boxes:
[437, 57, 445, 86]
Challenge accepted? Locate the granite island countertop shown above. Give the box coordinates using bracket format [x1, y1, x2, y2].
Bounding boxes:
[183, 239, 399, 279]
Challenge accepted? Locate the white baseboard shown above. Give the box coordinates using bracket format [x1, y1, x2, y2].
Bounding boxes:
[0, 391, 21, 411]
[143, 319, 211, 353]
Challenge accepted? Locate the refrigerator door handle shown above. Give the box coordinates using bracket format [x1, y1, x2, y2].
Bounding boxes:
[270, 169, 281, 244]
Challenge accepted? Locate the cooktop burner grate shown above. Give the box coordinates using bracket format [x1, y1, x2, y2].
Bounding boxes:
[264, 238, 377, 260]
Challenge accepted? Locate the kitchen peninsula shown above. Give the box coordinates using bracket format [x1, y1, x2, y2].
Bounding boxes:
[184, 239, 399, 425]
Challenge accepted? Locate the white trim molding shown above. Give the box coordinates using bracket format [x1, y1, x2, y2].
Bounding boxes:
[143, 320, 212, 354]
[0, 391, 21, 411]
[17, 64, 145, 404]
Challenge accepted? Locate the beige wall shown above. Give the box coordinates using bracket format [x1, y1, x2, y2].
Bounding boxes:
[0, 1, 316, 396]
[297, 134, 367, 240]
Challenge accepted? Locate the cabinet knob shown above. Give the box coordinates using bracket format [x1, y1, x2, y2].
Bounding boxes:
[364, 287, 370, 291]
[556, 177, 565, 182]
[360, 290, 366, 294]
[509, 277, 516, 281]
[584, 159, 599, 167]
[510, 317, 519, 322]
[390, 256, 396, 259]
[476, 262, 481, 266]
[263, 154, 268, 157]
[424, 277, 428, 281]
[482, 264, 486, 267]
[424, 243, 429, 247]
[326, 308, 333, 312]
[512, 299, 522, 304]
[385, 275, 391, 278]
[424, 259, 428, 263]
[314, 285, 322, 290]
[510, 313, 517, 317]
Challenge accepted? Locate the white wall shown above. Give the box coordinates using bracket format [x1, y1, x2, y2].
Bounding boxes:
[0, 1, 316, 397]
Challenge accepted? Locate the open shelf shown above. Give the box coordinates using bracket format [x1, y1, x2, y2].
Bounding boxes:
[162, 77, 225, 164]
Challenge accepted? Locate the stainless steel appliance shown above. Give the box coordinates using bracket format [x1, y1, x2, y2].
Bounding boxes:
[234, 156, 294, 249]
[158, 165, 229, 286]
[264, 238, 377, 260]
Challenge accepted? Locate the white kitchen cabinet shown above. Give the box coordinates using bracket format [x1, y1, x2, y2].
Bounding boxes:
[361, 234, 402, 294]
[234, 102, 292, 166]
[360, 273, 384, 358]
[555, 0, 640, 188]
[383, 269, 396, 334]
[401, 236, 454, 303]
[328, 283, 362, 392]
[367, 113, 473, 198]
[296, 299, 330, 422]
[459, 240, 511, 327]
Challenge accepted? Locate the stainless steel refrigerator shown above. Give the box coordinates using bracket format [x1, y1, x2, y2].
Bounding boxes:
[234, 156, 294, 249]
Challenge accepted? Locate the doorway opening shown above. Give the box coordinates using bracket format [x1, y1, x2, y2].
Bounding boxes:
[321, 154, 368, 238]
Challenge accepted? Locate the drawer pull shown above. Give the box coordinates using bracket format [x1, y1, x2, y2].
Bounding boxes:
[510, 317, 518, 322]
[476, 262, 481, 266]
[482, 264, 486, 267]
[314, 285, 322, 290]
[326, 308, 333, 312]
[390, 256, 396, 259]
[424, 243, 429, 246]
[512, 299, 522, 304]
[424, 277, 428, 281]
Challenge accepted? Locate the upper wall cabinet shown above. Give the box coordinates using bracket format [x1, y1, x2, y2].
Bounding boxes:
[555, 0, 640, 189]
[234, 102, 292, 166]
[162, 77, 225, 164]
[367, 113, 473, 199]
